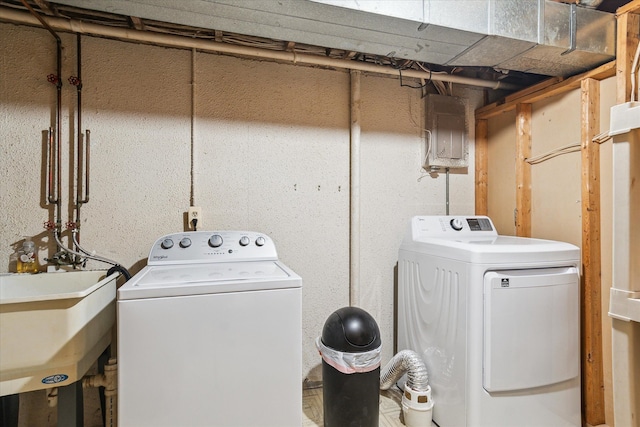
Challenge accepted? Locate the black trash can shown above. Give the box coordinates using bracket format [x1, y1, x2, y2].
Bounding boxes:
[318, 306, 382, 427]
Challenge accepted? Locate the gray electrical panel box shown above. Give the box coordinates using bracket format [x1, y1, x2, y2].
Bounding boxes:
[423, 94, 468, 171]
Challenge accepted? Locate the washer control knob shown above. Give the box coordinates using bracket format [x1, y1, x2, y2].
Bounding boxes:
[255, 236, 265, 247]
[208, 234, 223, 248]
[161, 238, 174, 249]
[239, 236, 250, 246]
[180, 237, 192, 248]
[450, 218, 464, 231]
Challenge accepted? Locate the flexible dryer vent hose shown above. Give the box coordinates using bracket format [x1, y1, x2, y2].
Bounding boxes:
[380, 349, 429, 392]
[380, 350, 433, 427]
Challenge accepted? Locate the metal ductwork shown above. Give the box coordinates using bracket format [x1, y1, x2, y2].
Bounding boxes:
[48, 0, 615, 77]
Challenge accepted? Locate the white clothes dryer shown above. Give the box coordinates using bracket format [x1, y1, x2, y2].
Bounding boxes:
[398, 216, 581, 427]
[117, 231, 301, 427]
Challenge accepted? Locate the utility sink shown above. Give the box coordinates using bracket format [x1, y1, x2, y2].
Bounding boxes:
[0, 270, 118, 396]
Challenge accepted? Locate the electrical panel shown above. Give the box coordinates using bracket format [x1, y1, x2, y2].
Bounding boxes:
[423, 94, 468, 171]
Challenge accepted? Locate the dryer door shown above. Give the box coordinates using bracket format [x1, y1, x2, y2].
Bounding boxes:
[483, 267, 579, 392]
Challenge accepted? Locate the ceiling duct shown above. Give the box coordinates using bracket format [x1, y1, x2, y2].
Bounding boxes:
[48, 0, 615, 77]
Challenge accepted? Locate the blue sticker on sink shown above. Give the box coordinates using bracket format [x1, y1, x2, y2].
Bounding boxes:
[42, 374, 69, 384]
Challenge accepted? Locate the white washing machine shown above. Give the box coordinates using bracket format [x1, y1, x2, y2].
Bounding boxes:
[117, 231, 301, 427]
[398, 216, 581, 427]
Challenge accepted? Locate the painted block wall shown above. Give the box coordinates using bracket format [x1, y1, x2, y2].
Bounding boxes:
[1, 21, 478, 421]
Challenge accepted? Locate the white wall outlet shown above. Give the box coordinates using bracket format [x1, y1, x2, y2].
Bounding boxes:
[188, 206, 202, 230]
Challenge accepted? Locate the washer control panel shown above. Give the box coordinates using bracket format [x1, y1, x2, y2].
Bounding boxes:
[148, 231, 278, 265]
[410, 215, 498, 239]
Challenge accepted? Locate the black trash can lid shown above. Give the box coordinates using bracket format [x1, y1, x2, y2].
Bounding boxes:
[321, 306, 381, 353]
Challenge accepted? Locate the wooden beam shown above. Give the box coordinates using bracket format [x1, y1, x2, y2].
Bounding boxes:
[475, 119, 488, 216]
[515, 104, 531, 237]
[616, 0, 640, 15]
[476, 61, 616, 120]
[616, 9, 640, 103]
[502, 76, 563, 104]
[580, 77, 605, 426]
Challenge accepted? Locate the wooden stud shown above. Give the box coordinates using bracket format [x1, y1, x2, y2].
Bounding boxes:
[616, 9, 640, 103]
[475, 119, 488, 216]
[515, 104, 531, 237]
[580, 77, 605, 425]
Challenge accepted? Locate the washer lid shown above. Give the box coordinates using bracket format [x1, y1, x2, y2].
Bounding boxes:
[401, 235, 580, 265]
[118, 261, 300, 300]
[401, 216, 580, 265]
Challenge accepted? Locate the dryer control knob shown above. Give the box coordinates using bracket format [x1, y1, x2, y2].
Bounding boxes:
[239, 236, 250, 246]
[161, 238, 174, 249]
[208, 234, 223, 248]
[180, 238, 192, 248]
[450, 218, 464, 231]
[255, 236, 265, 247]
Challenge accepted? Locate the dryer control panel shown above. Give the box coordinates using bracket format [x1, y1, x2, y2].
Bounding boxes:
[148, 231, 277, 265]
[410, 215, 498, 240]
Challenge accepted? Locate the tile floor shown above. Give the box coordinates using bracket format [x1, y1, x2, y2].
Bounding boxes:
[303, 387, 605, 427]
[302, 386, 432, 427]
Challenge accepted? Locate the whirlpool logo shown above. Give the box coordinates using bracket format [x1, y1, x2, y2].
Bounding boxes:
[42, 374, 69, 385]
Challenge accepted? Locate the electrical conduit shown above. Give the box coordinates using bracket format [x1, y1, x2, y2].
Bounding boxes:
[350, 69, 361, 307]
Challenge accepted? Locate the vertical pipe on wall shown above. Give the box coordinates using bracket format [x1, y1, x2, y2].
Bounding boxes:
[190, 48, 197, 207]
[20, 0, 63, 245]
[349, 70, 361, 307]
[610, 7, 640, 426]
[610, 130, 640, 427]
[445, 168, 450, 215]
[55, 40, 62, 233]
[74, 33, 85, 248]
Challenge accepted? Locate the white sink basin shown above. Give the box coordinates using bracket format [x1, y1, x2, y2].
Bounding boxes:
[0, 270, 118, 396]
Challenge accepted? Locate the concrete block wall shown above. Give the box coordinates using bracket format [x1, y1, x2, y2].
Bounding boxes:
[1, 21, 478, 424]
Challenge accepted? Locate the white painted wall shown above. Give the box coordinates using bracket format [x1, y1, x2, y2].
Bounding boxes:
[1, 22, 477, 423]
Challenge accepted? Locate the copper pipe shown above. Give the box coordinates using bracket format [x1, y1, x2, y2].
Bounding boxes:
[82, 129, 90, 204]
[46, 126, 56, 203]
[19, 0, 59, 42]
[75, 35, 89, 227]
[21, 0, 63, 229]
